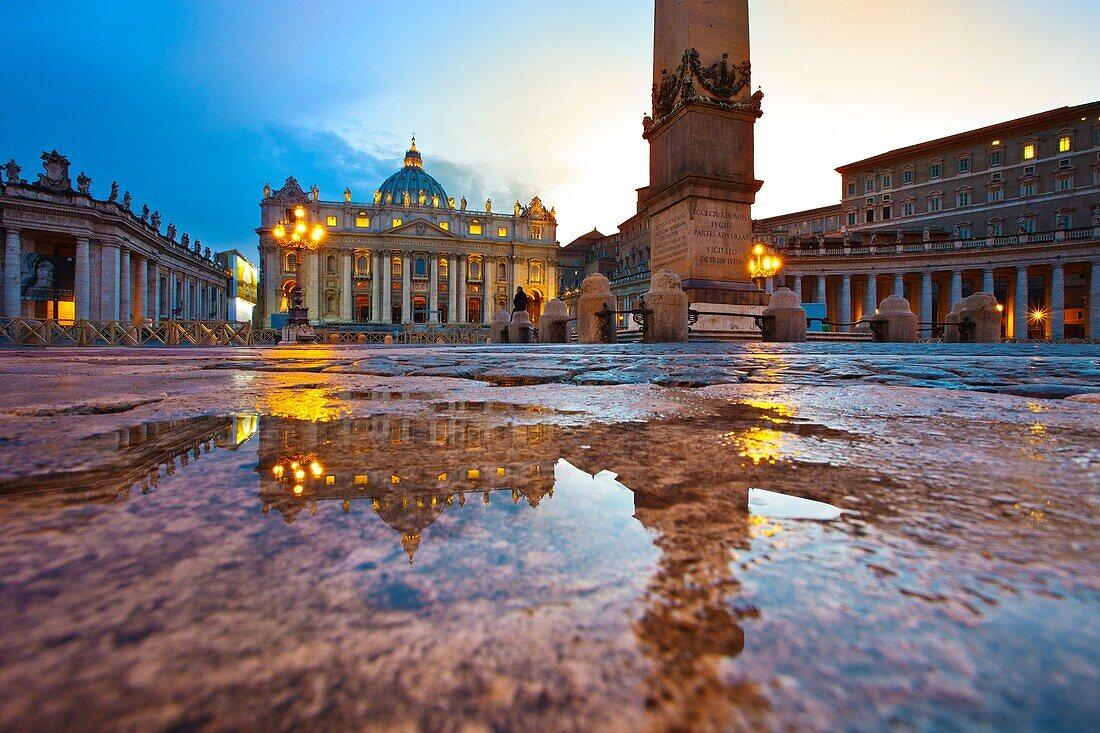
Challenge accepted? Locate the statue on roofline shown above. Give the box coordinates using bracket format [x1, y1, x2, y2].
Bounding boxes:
[345, 187, 352, 202]
[122, 191, 132, 211]
[76, 171, 92, 195]
[109, 181, 119, 202]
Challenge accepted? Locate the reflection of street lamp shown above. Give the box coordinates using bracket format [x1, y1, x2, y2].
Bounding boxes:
[272, 205, 324, 325]
[748, 243, 781, 287]
[272, 452, 324, 496]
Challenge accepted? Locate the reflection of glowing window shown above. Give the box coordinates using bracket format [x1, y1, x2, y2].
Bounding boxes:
[437, 472, 447, 481]
[355, 474, 368, 484]
[391, 474, 400, 484]
[325, 475, 335, 485]
[467, 469, 481, 480]
[496, 467, 506, 476]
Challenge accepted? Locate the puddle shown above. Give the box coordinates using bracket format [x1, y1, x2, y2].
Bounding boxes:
[747, 487, 842, 520]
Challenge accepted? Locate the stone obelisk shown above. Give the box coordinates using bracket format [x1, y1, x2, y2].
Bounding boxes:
[644, 0, 764, 305]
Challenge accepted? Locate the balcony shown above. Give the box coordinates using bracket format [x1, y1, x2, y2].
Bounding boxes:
[781, 226, 1099, 261]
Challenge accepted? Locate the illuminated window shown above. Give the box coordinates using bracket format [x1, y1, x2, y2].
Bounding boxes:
[284, 252, 297, 271]
[530, 263, 542, 282]
[355, 214, 370, 228]
[1058, 135, 1071, 153]
[356, 255, 368, 274]
[469, 220, 483, 235]
[326, 215, 338, 226]
[391, 218, 402, 228]
[1022, 143, 1036, 160]
[989, 149, 1002, 167]
[497, 226, 507, 237]
[439, 221, 448, 231]
[439, 257, 448, 277]
[391, 256, 402, 277]
[530, 224, 543, 240]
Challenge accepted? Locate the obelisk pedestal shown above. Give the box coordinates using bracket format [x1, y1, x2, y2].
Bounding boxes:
[644, 0, 765, 307]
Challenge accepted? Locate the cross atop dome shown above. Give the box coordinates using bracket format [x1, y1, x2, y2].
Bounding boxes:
[404, 135, 423, 169]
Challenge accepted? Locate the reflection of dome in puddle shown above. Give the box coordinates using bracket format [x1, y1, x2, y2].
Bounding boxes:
[374, 496, 447, 563]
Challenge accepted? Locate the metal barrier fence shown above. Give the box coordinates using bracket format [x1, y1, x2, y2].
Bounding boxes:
[0, 318, 254, 347]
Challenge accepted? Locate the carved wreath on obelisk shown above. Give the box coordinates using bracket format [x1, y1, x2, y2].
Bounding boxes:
[644, 48, 762, 136]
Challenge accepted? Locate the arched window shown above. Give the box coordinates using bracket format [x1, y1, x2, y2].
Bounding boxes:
[391, 256, 402, 278]
[498, 262, 506, 281]
[356, 255, 368, 274]
[530, 263, 542, 283]
[284, 252, 297, 271]
[414, 257, 427, 277]
[439, 257, 449, 278]
[469, 258, 481, 280]
[326, 255, 337, 274]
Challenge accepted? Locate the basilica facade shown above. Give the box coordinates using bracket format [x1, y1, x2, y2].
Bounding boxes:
[257, 139, 559, 329]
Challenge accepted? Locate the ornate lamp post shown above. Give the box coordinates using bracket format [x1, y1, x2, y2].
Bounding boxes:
[748, 243, 781, 290]
[271, 451, 324, 497]
[272, 205, 324, 334]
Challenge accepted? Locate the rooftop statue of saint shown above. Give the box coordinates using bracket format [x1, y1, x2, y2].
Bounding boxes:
[485, 198, 492, 214]
[344, 187, 352, 202]
[76, 171, 91, 195]
[418, 189, 426, 206]
[3, 159, 19, 183]
[122, 191, 131, 211]
[311, 184, 319, 201]
[374, 190, 382, 204]
[460, 196, 467, 211]
[108, 181, 119, 202]
[263, 182, 271, 198]
[140, 204, 149, 223]
[151, 210, 161, 230]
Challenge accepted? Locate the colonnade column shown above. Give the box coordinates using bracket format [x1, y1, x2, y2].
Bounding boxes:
[100, 243, 120, 321]
[950, 270, 963, 307]
[341, 253, 353, 322]
[1089, 263, 1100, 340]
[815, 275, 826, 305]
[372, 251, 383, 322]
[448, 254, 457, 324]
[401, 253, 411, 323]
[381, 251, 392, 324]
[134, 256, 148, 323]
[839, 274, 851, 331]
[920, 272, 932, 338]
[1014, 267, 1029, 340]
[75, 237, 91, 320]
[148, 263, 160, 322]
[428, 256, 439, 323]
[168, 271, 177, 319]
[3, 229, 21, 317]
[183, 276, 192, 320]
[982, 269, 994, 295]
[457, 257, 467, 323]
[792, 275, 802, 301]
[893, 272, 905, 299]
[1050, 264, 1064, 340]
[119, 249, 132, 323]
[864, 274, 878, 315]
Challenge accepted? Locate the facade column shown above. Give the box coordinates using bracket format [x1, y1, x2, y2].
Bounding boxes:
[341, 253, 353, 321]
[100, 243, 120, 321]
[381, 251, 392, 324]
[119, 249, 132, 323]
[75, 237, 91, 320]
[134, 256, 148, 323]
[458, 256, 467, 323]
[1050, 264, 1065, 340]
[864, 273, 878, 314]
[371, 251, 383, 322]
[428, 255, 439, 322]
[982, 268, 994, 295]
[839, 274, 851, 331]
[507, 255, 516, 314]
[950, 270, 963, 307]
[483, 262, 493, 325]
[401, 252, 411, 323]
[920, 272, 933, 338]
[3, 229, 21, 317]
[893, 272, 905, 299]
[815, 274, 826, 304]
[448, 254, 457, 324]
[792, 275, 802, 301]
[1089, 263, 1100, 340]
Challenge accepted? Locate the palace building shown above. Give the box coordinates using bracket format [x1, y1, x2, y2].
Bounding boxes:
[257, 138, 560, 329]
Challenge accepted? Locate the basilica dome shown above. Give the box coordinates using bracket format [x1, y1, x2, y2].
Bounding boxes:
[376, 137, 449, 207]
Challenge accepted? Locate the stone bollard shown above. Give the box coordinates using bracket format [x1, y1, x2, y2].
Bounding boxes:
[869, 295, 918, 342]
[578, 273, 615, 344]
[328, 333, 340, 344]
[538, 298, 570, 343]
[761, 287, 807, 342]
[357, 333, 367, 344]
[383, 334, 394, 344]
[944, 292, 1000, 343]
[490, 310, 511, 343]
[508, 310, 534, 343]
[642, 269, 689, 343]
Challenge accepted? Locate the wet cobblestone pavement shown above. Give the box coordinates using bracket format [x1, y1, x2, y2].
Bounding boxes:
[0, 343, 1097, 731]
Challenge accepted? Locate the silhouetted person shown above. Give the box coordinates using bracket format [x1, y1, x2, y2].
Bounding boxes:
[513, 286, 528, 313]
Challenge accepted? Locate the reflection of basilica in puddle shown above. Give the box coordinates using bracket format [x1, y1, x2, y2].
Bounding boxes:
[257, 408, 577, 563]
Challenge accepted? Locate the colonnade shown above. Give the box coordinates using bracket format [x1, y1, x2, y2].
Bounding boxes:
[783, 260, 1100, 340]
[2, 228, 227, 323]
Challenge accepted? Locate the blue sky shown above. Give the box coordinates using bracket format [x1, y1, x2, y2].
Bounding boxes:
[3, 0, 1099, 260]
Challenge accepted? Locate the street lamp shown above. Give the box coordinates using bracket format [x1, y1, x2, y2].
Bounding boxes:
[748, 243, 781, 287]
[272, 204, 324, 327]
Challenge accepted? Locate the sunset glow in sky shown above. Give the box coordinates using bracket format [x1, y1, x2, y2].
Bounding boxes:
[3, 0, 1098, 256]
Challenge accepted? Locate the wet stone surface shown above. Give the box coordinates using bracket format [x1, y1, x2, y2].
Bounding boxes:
[0, 343, 1097, 731]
